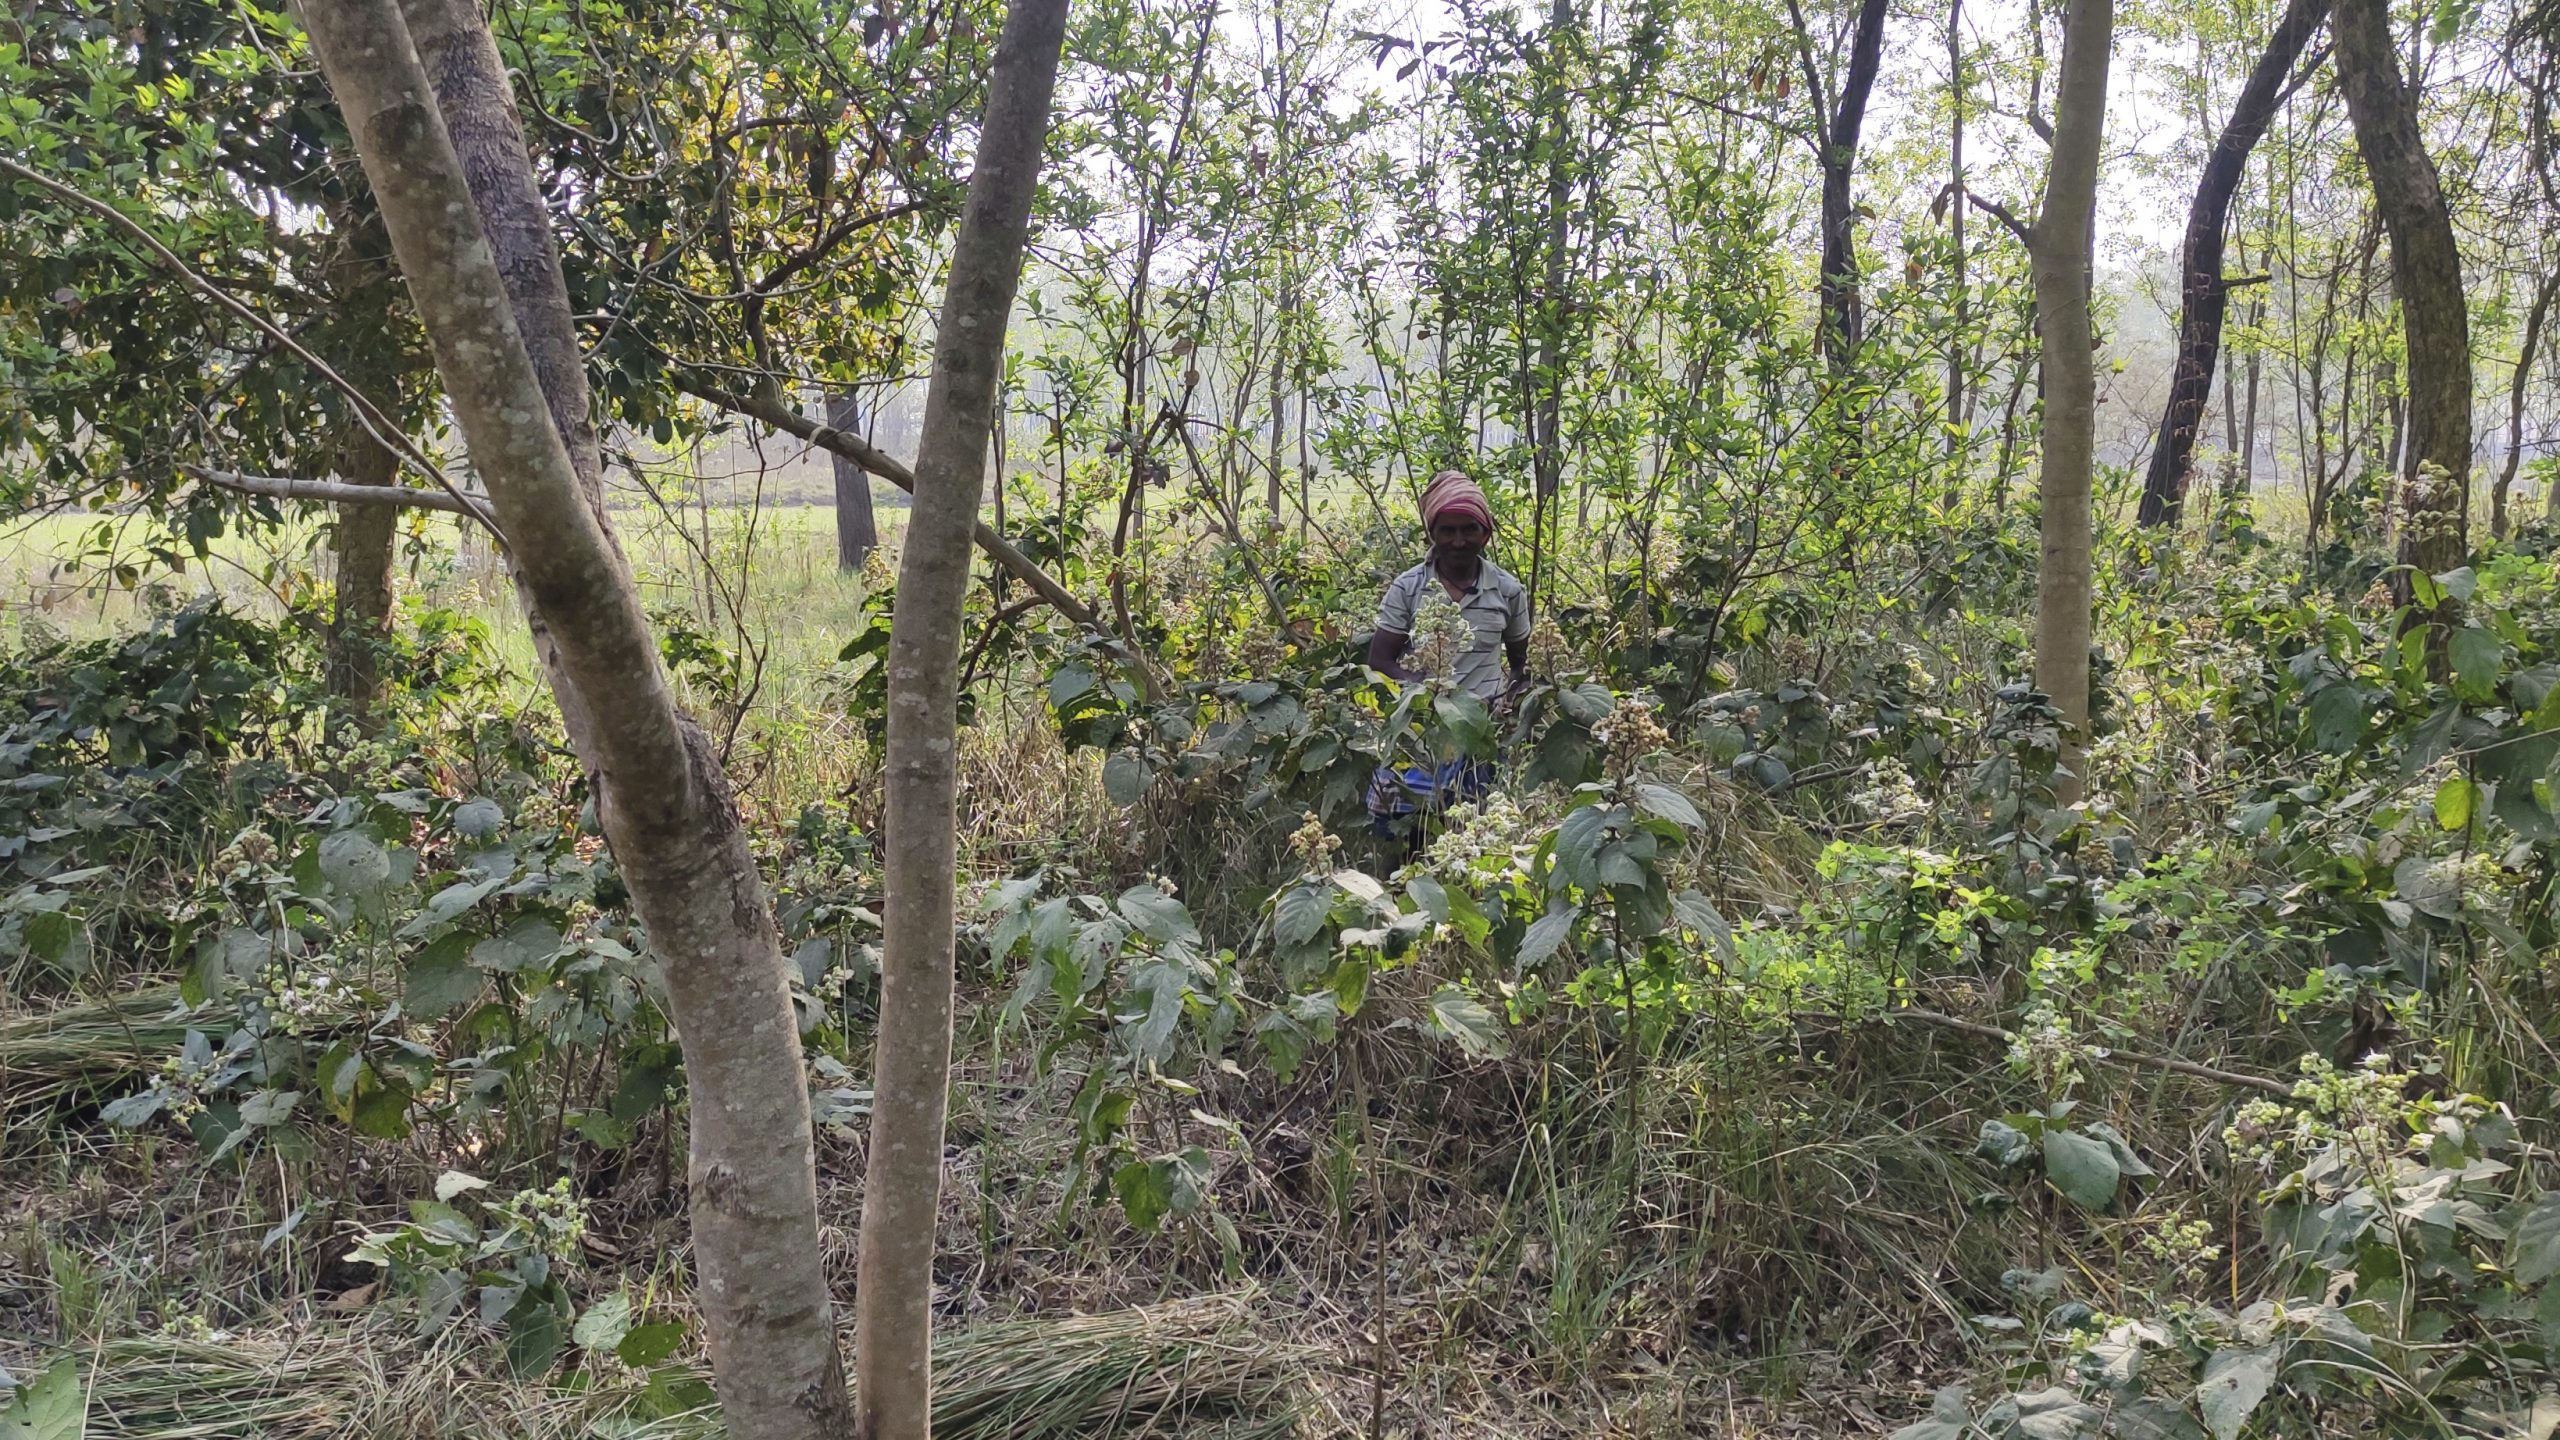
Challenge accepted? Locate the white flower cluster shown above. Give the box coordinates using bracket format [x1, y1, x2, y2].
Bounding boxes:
[154, 1051, 220, 1122]
[1404, 590, 1478, 681]
[1424, 792, 1533, 880]
[2004, 1000, 2085, 1093]
[259, 967, 340, 1037]
[1847, 757, 1924, 817]
[496, 1177, 589, 1263]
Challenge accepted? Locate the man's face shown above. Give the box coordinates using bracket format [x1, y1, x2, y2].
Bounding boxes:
[1429, 515, 1487, 562]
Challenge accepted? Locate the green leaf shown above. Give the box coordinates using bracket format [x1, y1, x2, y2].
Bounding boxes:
[573, 1292, 634, 1354]
[1671, 890, 1736, 964]
[2010, 1387, 2104, 1440]
[1425, 985, 1508, 1058]
[1885, 1387, 1972, 1440]
[616, 1322, 687, 1368]
[1113, 1158, 1173, 1231]
[472, 917, 565, 974]
[1115, 885, 1197, 945]
[2433, 774, 2478, 832]
[1102, 750, 1151, 808]
[1976, 1118, 2035, 1167]
[0, 1357, 85, 1440]
[2451, 627, 2503, 705]
[403, 933, 483, 1020]
[2043, 1127, 2121, 1211]
[318, 830, 391, 895]
[2394, 857, 2463, 920]
[503, 1293, 566, 1377]
[452, 798, 505, 839]
[2511, 1193, 2560, 1286]
[1631, 781, 1704, 830]
[2429, 0, 2470, 42]
[237, 1089, 299, 1126]
[2305, 684, 2367, 755]
[1515, 906, 1577, 969]
[350, 1083, 414, 1139]
[2195, 1345, 2279, 1440]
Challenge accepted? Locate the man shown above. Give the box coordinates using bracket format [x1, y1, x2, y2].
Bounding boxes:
[1364, 469, 1531, 835]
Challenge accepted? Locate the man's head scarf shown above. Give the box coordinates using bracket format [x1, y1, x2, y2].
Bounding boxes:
[1419, 469, 1495, 535]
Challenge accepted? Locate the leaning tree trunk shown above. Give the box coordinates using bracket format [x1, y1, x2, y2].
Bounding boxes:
[2032, 0, 2113, 808]
[856, 0, 1070, 1434]
[2135, 0, 2330, 527]
[2496, 269, 2552, 536]
[299, 6, 852, 1440]
[1816, 0, 1891, 373]
[399, 0, 620, 772]
[828, 391, 880, 569]
[2335, 0, 2473, 600]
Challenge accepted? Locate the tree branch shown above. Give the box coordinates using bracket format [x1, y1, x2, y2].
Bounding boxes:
[1966, 191, 2036, 248]
[184, 464, 493, 521]
[0, 155, 493, 532]
[672, 371, 1115, 639]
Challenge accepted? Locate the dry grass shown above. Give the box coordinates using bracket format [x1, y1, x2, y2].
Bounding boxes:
[0, 1291, 1313, 1439]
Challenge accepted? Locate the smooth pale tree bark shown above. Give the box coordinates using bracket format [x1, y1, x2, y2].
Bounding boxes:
[2497, 270, 2552, 536]
[2335, 0, 2473, 595]
[2031, 0, 2112, 807]
[297, 7, 852, 1440]
[829, 391, 881, 569]
[2135, 0, 2330, 527]
[856, 0, 1070, 1433]
[1811, 0, 1891, 372]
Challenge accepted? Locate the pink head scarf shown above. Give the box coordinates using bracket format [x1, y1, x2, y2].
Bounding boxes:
[1419, 469, 1495, 534]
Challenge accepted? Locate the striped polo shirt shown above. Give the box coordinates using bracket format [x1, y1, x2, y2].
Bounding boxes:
[1375, 559, 1531, 701]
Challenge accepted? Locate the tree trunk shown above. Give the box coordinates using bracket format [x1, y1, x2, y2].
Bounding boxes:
[2335, 0, 2473, 596]
[2498, 270, 2552, 536]
[1946, 0, 1968, 462]
[323, 206, 410, 721]
[328, 407, 401, 715]
[1816, 0, 1891, 372]
[398, 0, 620, 774]
[829, 391, 880, 569]
[2032, 0, 2112, 807]
[855, 0, 1069, 1434]
[2135, 0, 2329, 527]
[299, 7, 852, 1440]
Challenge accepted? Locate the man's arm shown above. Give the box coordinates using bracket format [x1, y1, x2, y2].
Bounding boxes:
[1368, 629, 1412, 681]
[1504, 635, 1530, 680]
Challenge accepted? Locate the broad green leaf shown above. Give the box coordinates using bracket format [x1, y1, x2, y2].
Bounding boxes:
[2394, 857, 2463, 920]
[1115, 885, 1197, 945]
[1272, 883, 1330, 949]
[1671, 890, 1736, 964]
[2011, 1387, 2103, 1440]
[2043, 1127, 2121, 1211]
[472, 918, 565, 973]
[2434, 774, 2478, 831]
[237, 1089, 299, 1126]
[1515, 906, 1577, 969]
[0, 1357, 84, 1440]
[1102, 750, 1151, 808]
[1977, 1118, 2035, 1167]
[452, 798, 505, 839]
[1113, 1158, 1173, 1231]
[99, 1091, 164, 1128]
[2304, 684, 2367, 755]
[2195, 1345, 2279, 1440]
[1885, 1387, 1972, 1440]
[2511, 1193, 2560, 1286]
[435, 1170, 490, 1201]
[2450, 627, 2503, 704]
[403, 933, 483, 1019]
[617, 1322, 687, 1368]
[1631, 781, 1704, 830]
[573, 1292, 633, 1353]
[1425, 985, 1508, 1058]
[318, 830, 391, 895]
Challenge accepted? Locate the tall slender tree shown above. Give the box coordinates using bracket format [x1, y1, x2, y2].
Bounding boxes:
[2333, 0, 2472, 596]
[2032, 0, 2113, 805]
[2135, 0, 2331, 528]
[857, 0, 1072, 1434]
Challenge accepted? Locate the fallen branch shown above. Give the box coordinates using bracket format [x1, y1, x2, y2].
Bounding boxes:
[185, 465, 493, 523]
[1885, 1005, 2295, 1098]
